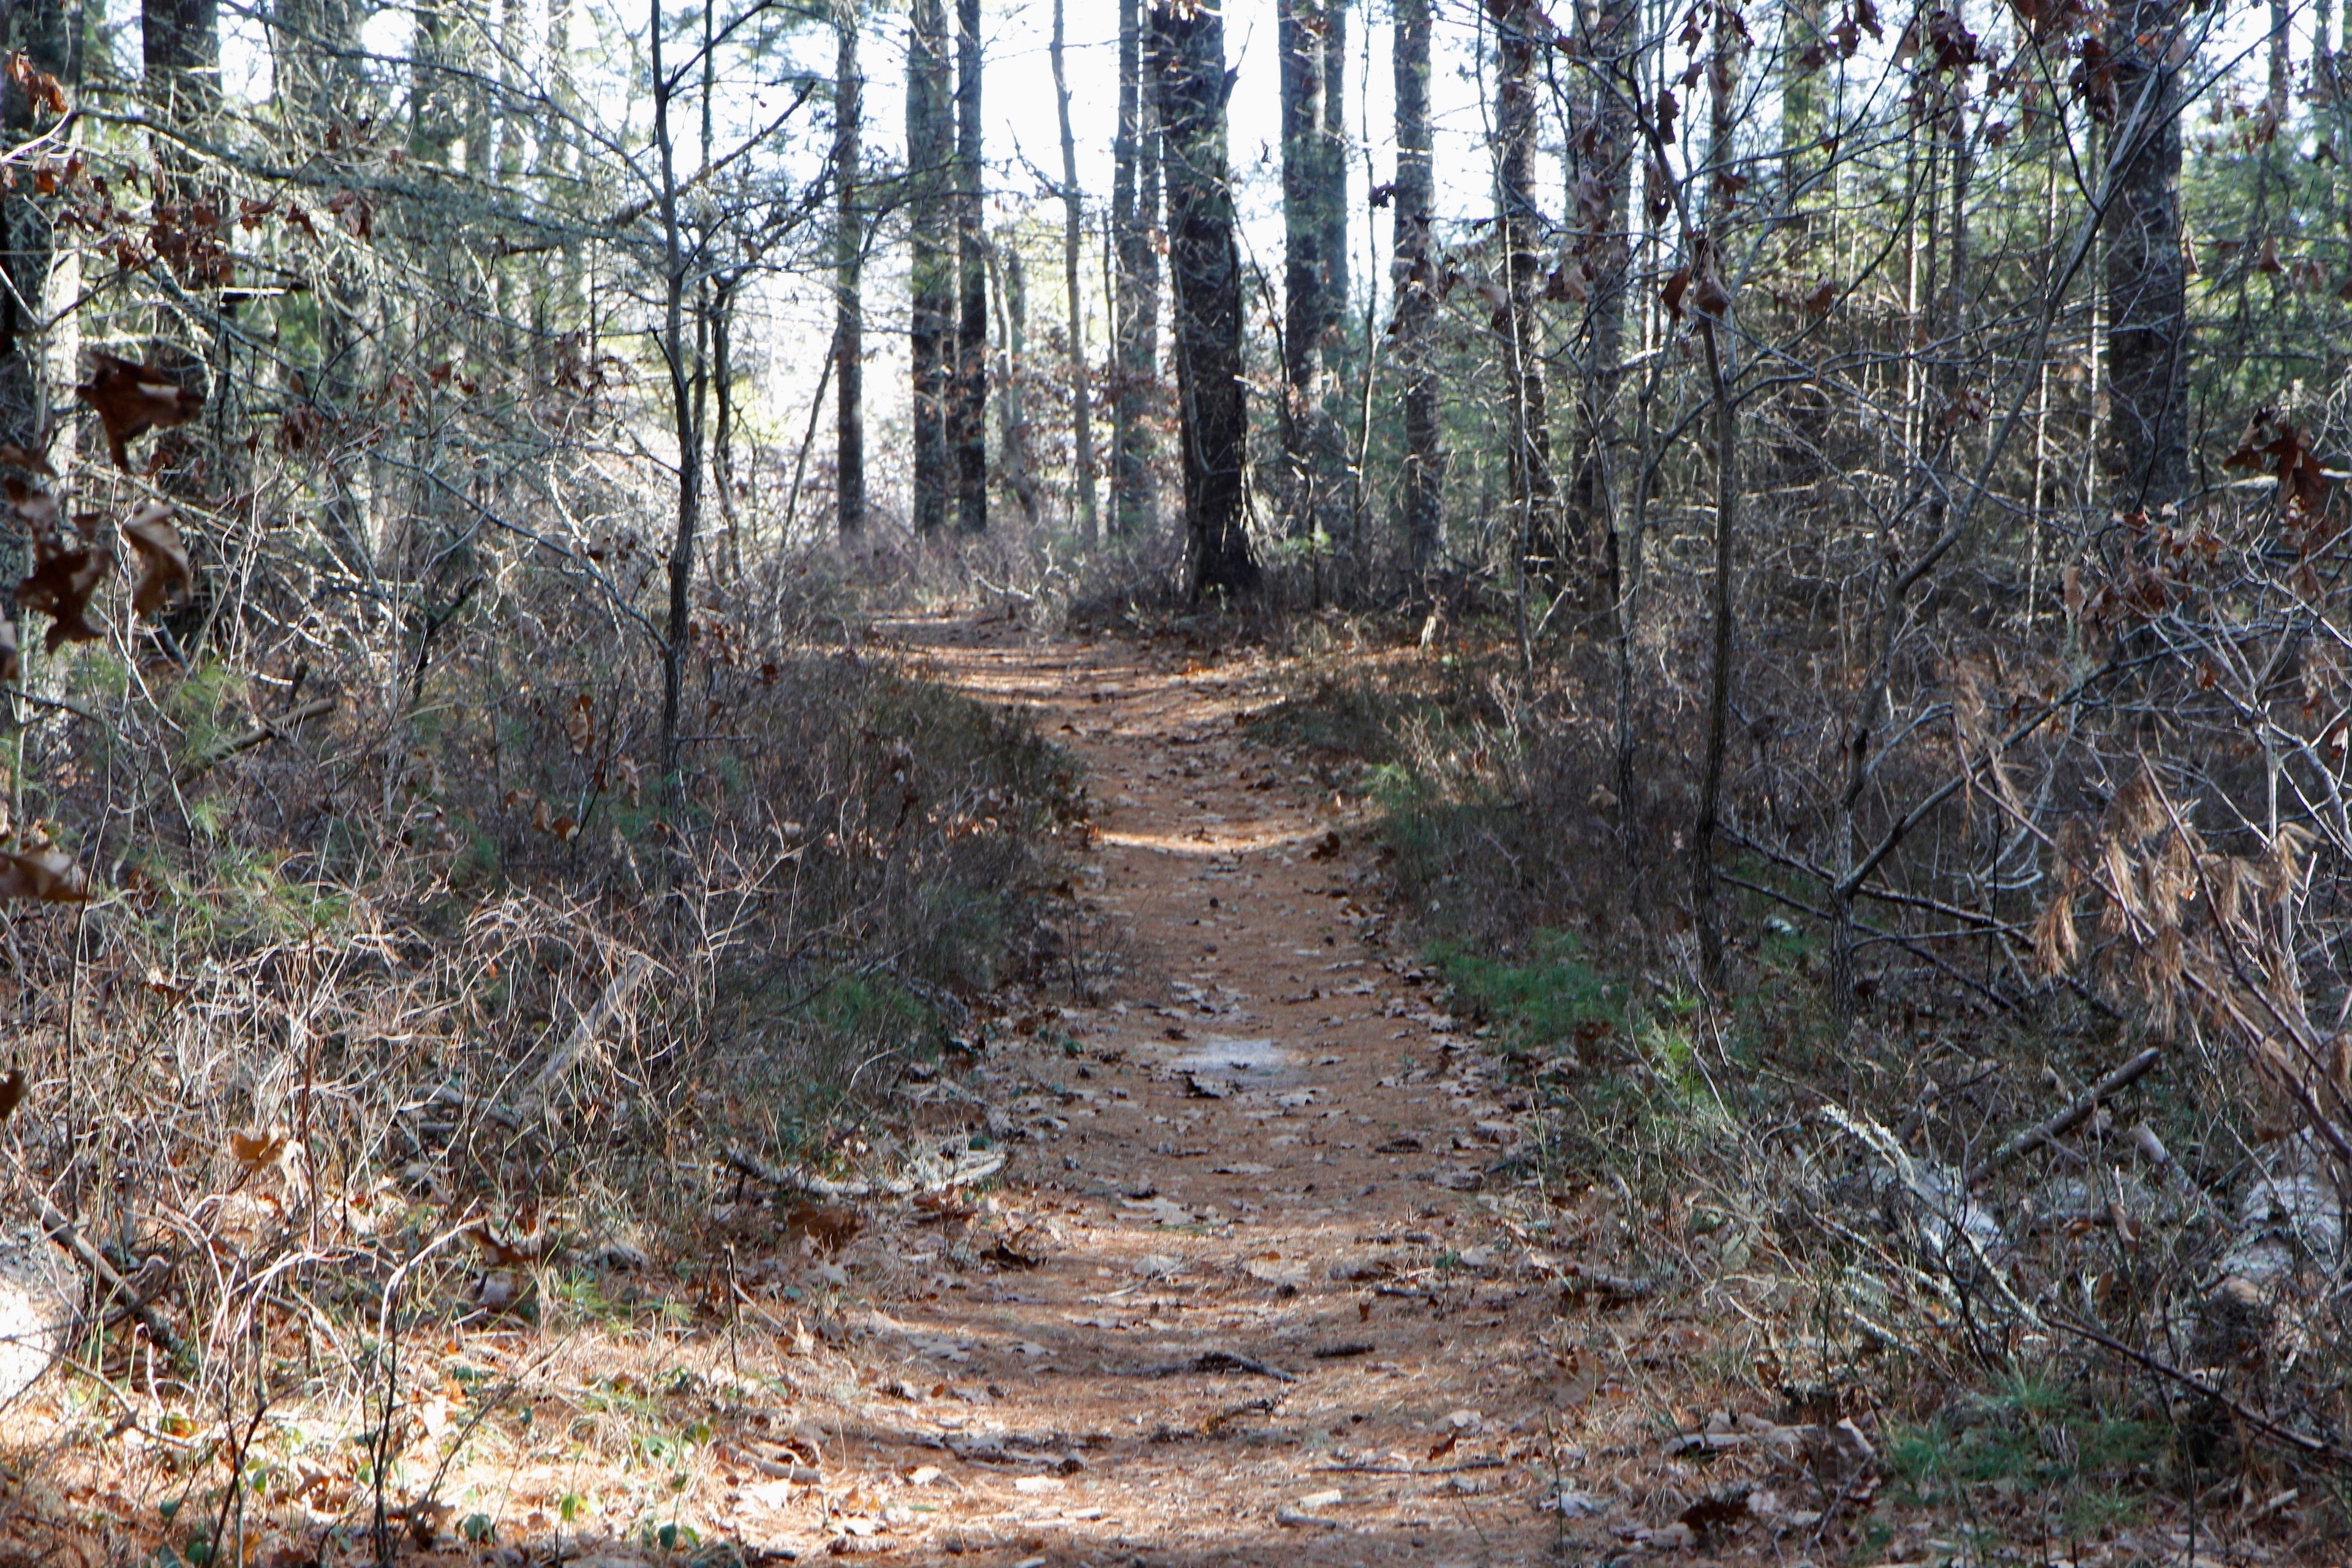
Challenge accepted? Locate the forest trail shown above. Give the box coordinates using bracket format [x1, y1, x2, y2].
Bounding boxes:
[752, 613, 1572, 1566]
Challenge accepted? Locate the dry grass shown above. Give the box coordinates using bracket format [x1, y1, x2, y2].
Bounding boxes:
[0, 546, 1087, 1564]
[1252, 590, 2352, 1562]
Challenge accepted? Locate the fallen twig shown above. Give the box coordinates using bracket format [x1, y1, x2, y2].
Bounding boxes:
[1965, 1047, 2160, 1186]
[182, 696, 336, 777]
[1317, 1457, 1507, 1476]
[25, 1179, 178, 1358]
[1126, 1348, 1298, 1383]
[2047, 1307, 2352, 1468]
[508, 954, 654, 1122]
[723, 1141, 1007, 1200]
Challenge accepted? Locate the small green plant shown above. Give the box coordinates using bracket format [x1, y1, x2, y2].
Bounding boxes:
[1428, 929, 1623, 1049]
[1885, 1368, 2163, 1525]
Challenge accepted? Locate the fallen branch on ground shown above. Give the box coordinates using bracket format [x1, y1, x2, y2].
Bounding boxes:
[507, 953, 654, 1123]
[182, 696, 336, 777]
[1965, 1047, 2160, 1187]
[723, 1141, 1007, 1200]
[1125, 1348, 1298, 1382]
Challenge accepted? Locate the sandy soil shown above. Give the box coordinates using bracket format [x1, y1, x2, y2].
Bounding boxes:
[710, 612, 1581, 1566]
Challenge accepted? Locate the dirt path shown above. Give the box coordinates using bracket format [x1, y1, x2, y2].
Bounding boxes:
[728, 616, 1571, 1566]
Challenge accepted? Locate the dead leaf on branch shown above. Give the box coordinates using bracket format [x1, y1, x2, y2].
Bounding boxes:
[4, 53, 66, 118]
[0, 844, 88, 903]
[4, 476, 56, 534]
[230, 1130, 288, 1169]
[1661, 266, 1691, 322]
[16, 527, 110, 652]
[76, 352, 203, 471]
[564, 691, 595, 753]
[325, 189, 372, 239]
[2225, 409, 2332, 521]
[0, 618, 18, 684]
[0, 439, 53, 477]
[121, 503, 190, 613]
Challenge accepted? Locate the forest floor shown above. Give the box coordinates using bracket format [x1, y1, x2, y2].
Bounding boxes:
[14, 613, 2272, 1566]
[759, 610, 1586, 1567]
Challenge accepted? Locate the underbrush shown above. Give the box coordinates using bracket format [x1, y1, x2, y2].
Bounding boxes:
[1267, 613, 2351, 1561]
[0, 551, 1083, 1559]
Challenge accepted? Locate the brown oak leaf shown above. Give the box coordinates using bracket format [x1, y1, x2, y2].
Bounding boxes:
[121, 502, 190, 614]
[17, 530, 110, 652]
[76, 352, 203, 470]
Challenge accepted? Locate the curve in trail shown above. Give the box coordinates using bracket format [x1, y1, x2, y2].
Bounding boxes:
[736, 614, 1569, 1567]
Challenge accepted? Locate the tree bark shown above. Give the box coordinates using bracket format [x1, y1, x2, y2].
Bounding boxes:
[1690, 284, 1740, 995]
[2103, 0, 2190, 513]
[994, 243, 1043, 524]
[409, 0, 459, 165]
[1280, 0, 1340, 541]
[1050, 0, 1098, 540]
[652, 0, 700, 800]
[1321, 0, 1350, 326]
[835, 1, 865, 535]
[1691, 16, 1745, 990]
[0, 0, 65, 603]
[953, 0, 987, 533]
[1392, 0, 1441, 570]
[907, 0, 953, 533]
[2271, 0, 2292, 126]
[1111, 0, 1163, 539]
[1151, 0, 1259, 600]
[1490, 0, 1562, 592]
[1569, 0, 1635, 603]
[1781, 0, 1826, 195]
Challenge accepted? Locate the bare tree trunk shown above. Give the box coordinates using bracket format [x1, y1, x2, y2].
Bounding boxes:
[1151, 0, 1259, 600]
[714, 276, 740, 573]
[2104, 0, 2190, 513]
[1392, 0, 1441, 571]
[409, 0, 459, 165]
[652, 0, 700, 800]
[1491, 0, 1562, 595]
[993, 243, 1044, 524]
[146, 0, 230, 515]
[908, 0, 952, 533]
[1280, 0, 1341, 543]
[1321, 0, 1349, 320]
[2271, 0, 2292, 126]
[1690, 15, 1744, 990]
[953, 0, 988, 533]
[1781, 0, 1825, 195]
[1570, 0, 1635, 603]
[835, 1, 865, 535]
[1112, 0, 1161, 538]
[1050, 0, 1098, 540]
[1691, 293, 1738, 990]
[0, 0, 65, 601]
